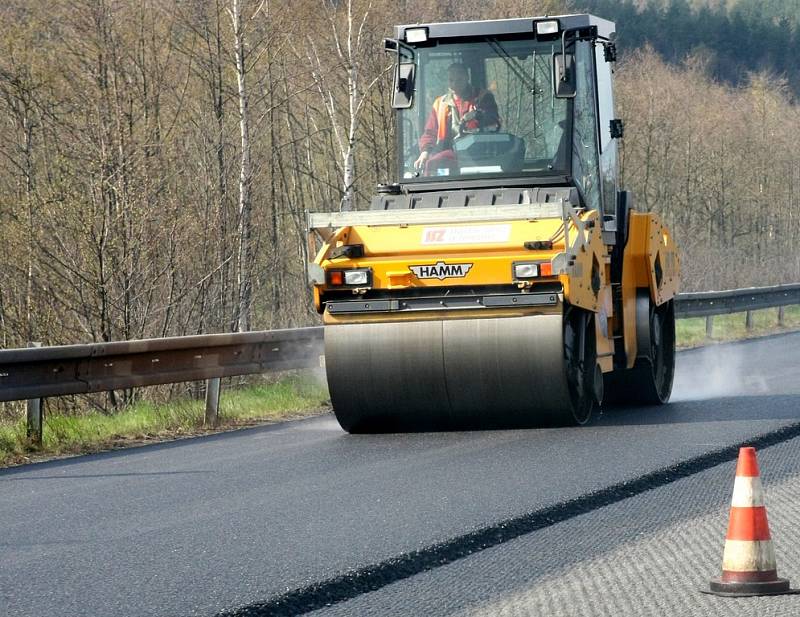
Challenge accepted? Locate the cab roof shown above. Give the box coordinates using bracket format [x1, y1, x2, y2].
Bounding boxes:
[394, 13, 615, 42]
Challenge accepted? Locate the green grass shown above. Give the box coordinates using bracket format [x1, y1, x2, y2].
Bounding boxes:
[0, 373, 329, 467]
[676, 305, 800, 348]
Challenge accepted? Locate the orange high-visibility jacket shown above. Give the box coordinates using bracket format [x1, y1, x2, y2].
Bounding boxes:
[419, 88, 499, 152]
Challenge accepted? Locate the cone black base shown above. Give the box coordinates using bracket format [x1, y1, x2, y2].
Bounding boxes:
[703, 577, 800, 597]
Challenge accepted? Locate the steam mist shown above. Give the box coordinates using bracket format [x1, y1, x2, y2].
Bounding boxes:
[671, 337, 800, 402]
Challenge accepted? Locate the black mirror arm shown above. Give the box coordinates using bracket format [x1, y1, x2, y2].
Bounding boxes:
[560, 27, 579, 63]
[383, 39, 415, 61]
[558, 27, 583, 85]
[560, 25, 601, 58]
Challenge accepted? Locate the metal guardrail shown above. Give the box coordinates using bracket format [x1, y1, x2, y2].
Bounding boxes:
[674, 283, 800, 318]
[0, 328, 324, 441]
[0, 327, 323, 403]
[1, 284, 798, 443]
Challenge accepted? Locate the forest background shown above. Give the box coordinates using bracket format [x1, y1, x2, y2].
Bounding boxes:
[1, 0, 799, 357]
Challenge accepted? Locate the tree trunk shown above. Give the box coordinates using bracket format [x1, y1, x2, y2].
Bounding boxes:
[231, 0, 253, 333]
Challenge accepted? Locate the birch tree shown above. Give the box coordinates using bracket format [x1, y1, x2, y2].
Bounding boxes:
[304, 0, 385, 211]
[228, 0, 258, 331]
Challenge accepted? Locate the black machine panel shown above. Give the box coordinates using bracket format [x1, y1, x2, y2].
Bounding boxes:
[370, 187, 579, 210]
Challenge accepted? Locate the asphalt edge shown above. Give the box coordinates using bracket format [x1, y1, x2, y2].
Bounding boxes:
[0, 410, 332, 475]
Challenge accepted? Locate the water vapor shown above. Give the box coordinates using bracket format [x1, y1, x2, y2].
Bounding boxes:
[671, 340, 795, 402]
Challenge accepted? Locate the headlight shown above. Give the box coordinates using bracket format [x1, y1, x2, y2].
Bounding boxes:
[405, 27, 428, 43]
[512, 261, 553, 279]
[343, 269, 370, 286]
[535, 20, 559, 36]
[328, 269, 372, 287]
[513, 262, 540, 279]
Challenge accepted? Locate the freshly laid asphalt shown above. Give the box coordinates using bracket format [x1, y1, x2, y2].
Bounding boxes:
[309, 426, 800, 617]
[2, 333, 800, 616]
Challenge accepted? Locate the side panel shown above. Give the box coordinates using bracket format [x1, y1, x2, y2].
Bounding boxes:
[621, 212, 680, 367]
[559, 210, 614, 372]
[560, 211, 605, 313]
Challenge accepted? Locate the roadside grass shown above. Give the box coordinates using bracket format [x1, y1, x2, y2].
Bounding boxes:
[0, 373, 329, 467]
[675, 305, 800, 348]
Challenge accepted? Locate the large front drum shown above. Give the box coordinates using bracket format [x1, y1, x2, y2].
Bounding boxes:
[325, 314, 576, 432]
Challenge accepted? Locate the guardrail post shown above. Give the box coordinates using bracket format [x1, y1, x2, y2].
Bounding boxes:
[745, 310, 754, 331]
[26, 342, 44, 445]
[205, 377, 221, 427]
[778, 306, 785, 327]
[705, 315, 714, 338]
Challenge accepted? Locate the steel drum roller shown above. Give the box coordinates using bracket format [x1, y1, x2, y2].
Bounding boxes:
[325, 314, 574, 432]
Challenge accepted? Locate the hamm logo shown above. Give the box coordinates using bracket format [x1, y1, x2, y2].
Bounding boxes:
[409, 261, 474, 280]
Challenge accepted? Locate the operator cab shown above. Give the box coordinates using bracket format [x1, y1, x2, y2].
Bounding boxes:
[384, 14, 621, 231]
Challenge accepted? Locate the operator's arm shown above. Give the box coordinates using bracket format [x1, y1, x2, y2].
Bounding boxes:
[460, 91, 500, 132]
[418, 105, 439, 153]
[478, 91, 500, 129]
[416, 104, 440, 170]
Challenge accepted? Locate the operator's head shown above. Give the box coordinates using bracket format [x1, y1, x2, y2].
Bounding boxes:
[447, 63, 470, 97]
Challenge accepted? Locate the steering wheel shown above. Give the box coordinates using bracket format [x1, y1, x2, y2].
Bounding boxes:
[457, 123, 501, 137]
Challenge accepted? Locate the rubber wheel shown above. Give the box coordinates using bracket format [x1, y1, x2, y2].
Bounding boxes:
[604, 298, 675, 405]
[562, 306, 597, 425]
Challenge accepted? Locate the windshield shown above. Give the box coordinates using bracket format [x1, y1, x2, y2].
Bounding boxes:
[399, 38, 571, 183]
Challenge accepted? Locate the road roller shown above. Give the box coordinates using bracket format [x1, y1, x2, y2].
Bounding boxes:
[306, 14, 680, 432]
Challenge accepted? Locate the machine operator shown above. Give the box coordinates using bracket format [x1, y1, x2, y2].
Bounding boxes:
[414, 63, 500, 175]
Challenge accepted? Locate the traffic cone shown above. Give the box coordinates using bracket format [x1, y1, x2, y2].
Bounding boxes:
[705, 446, 799, 596]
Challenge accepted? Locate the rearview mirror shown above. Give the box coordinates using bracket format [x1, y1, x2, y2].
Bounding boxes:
[553, 53, 576, 98]
[392, 62, 415, 109]
[385, 38, 416, 109]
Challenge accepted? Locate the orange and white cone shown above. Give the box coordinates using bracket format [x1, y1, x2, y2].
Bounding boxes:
[706, 446, 798, 596]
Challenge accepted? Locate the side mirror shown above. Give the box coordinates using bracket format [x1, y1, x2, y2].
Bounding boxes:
[553, 53, 576, 98]
[392, 62, 415, 109]
[385, 38, 415, 109]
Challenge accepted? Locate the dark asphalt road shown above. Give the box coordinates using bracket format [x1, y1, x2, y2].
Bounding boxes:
[309, 423, 800, 617]
[2, 333, 800, 617]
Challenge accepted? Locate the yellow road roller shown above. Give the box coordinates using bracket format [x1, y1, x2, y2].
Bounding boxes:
[307, 14, 679, 432]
